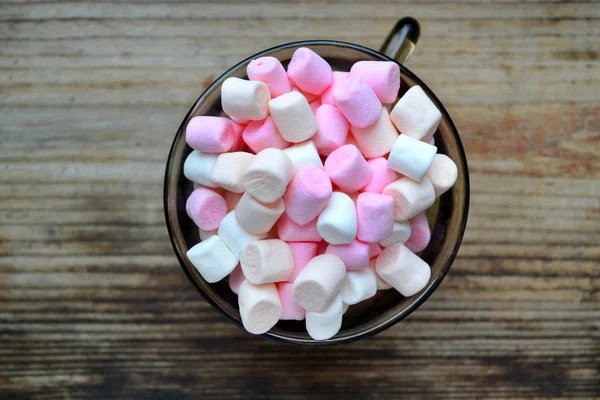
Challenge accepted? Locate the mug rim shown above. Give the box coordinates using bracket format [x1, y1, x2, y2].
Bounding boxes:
[164, 39, 470, 346]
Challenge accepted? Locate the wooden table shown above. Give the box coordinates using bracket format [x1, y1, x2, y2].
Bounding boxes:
[2, 1, 598, 398]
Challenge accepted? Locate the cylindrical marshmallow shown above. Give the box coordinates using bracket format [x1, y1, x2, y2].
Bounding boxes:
[425, 154, 458, 197]
[404, 212, 431, 253]
[333, 74, 381, 128]
[242, 148, 292, 203]
[317, 240, 328, 255]
[277, 282, 305, 320]
[217, 211, 267, 259]
[230, 120, 247, 152]
[186, 116, 235, 153]
[356, 192, 394, 243]
[390, 85, 442, 142]
[287, 241, 318, 283]
[209, 152, 254, 193]
[221, 77, 271, 121]
[380, 220, 412, 248]
[269, 91, 318, 143]
[350, 106, 398, 158]
[277, 214, 321, 242]
[240, 239, 294, 284]
[187, 235, 238, 283]
[283, 165, 332, 225]
[369, 243, 383, 258]
[292, 253, 346, 312]
[291, 84, 319, 103]
[340, 267, 378, 305]
[234, 192, 284, 235]
[305, 295, 343, 340]
[388, 134, 437, 182]
[283, 141, 323, 177]
[229, 264, 245, 295]
[242, 117, 289, 154]
[342, 302, 350, 314]
[247, 56, 291, 98]
[350, 61, 401, 104]
[321, 71, 349, 105]
[183, 150, 218, 187]
[224, 191, 243, 210]
[317, 192, 357, 245]
[382, 177, 436, 220]
[309, 99, 322, 116]
[326, 239, 370, 271]
[199, 228, 217, 241]
[369, 258, 391, 290]
[324, 144, 372, 192]
[238, 281, 282, 334]
[362, 157, 399, 194]
[287, 47, 332, 95]
[376, 243, 431, 297]
[313, 104, 349, 156]
[186, 187, 228, 230]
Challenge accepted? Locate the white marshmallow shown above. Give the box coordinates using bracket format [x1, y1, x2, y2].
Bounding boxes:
[283, 141, 323, 177]
[217, 211, 267, 259]
[234, 193, 284, 235]
[340, 267, 378, 305]
[221, 77, 271, 121]
[224, 191, 243, 210]
[425, 154, 458, 197]
[186, 235, 238, 283]
[376, 243, 431, 297]
[183, 150, 218, 187]
[316, 192, 357, 245]
[305, 295, 343, 340]
[382, 177, 436, 220]
[240, 239, 294, 284]
[390, 85, 442, 142]
[198, 228, 217, 241]
[293, 254, 346, 313]
[350, 107, 398, 158]
[342, 302, 350, 314]
[380, 220, 412, 247]
[268, 91, 318, 143]
[242, 148, 293, 204]
[388, 135, 437, 182]
[368, 258, 391, 290]
[238, 281, 282, 334]
[209, 152, 254, 193]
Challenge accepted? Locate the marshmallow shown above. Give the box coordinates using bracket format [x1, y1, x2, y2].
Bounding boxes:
[425, 154, 458, 197]
[362, 157, 399, 194]
[390, 85, 441, 142]
[309, 99, 322, 116]
[238, 281, 282, 334]
[221, 77, 271, 121]
[291, 85, 319, 103]
[230, 121, 247, 152]
[314, 104, 349, 156]
[186, 116, 235, 154]
[405, 212, 431, 253]
[305, 295, 343, 340]
[350, 106, 398, 158]
[217, 211, 267, 259]
[242, 148, 292, 203]
[224, 191, 243, 210]
[356, 192, 394, 243]
[326, 239, 370, 271]
[242, 117, 289, 153]
[277, 282, 305, 320]
[229, 265, 245, 295]
[287, 241, 318, 283]
[240, 239, 294, 284]
[247, 56, 291, 98]
[199, 228, 217, 241]
[269, 91, 318, 143]
[350, 61, 401, 104]
[287, 47, 332, 95]
[316, 192, 357, 245]
[293, 253, 346, 312]
[369, 243, 383, 258]
[380, 220, 412, 247]
[333, 74, 381, 128]
[388, 134, 437, 182]
[186, 187, 228, 230]
[277, 214, 321, 242]
[183, 150, 218, 187]
[382, 177, 436, 220]
[283, 165, 332, 225]
[317, 240, 328, 255]
[210, 152, 254, 193]
[376, 243, 431, 297]
[235, 192, 284, 234]
[427, 137, 435, 146]
[321, 71, 349, 105]
[340, 267, 377, 305]
[187, 235, 238, 283]
[324, 145, 372, 192]
[369, 258, 391, 290]
[342, 302, 350, 314]
[283, 141, 323, 177]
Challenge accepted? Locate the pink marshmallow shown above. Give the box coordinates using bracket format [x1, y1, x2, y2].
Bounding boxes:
[369, 243, 383, 258]
[362, 157, 399, 193]
[277, 282, 306, 320]
[324, 144, 373, 192]
[427, 137, 435, 146]
[287, 47, 332, 95]
[326, 239, 370, 271]
[287, 242, 318, 283]
[333, 74, 381, 128]
[356, 192, 394, 243]
[247, 57, 291, 98]
[277, 214, 321, 242]
[321, 71, 349, 105]
[283, 165, 332, 225]
[291, 85, 319, 103]
[186, 116, 235, 153]
[309, 99, 322, 116]
[185, 187, 228, 230]
[317, 240, 328, 255]
[350, 61, 401, 104]
[242, 116, 289, 153]
[313, 104, 349, 156]
[229, 265, 245, 295]
[230, 120, 247, 152]
[405, 212, 431, 253]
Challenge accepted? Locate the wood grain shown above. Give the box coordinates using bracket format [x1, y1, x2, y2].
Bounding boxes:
[1, 0, 598, 398]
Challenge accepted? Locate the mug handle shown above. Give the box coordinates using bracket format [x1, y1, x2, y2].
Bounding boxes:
[379, 17, 421, 65]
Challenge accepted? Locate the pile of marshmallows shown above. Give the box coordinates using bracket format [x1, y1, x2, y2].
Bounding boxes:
[183, 47, 458, 340]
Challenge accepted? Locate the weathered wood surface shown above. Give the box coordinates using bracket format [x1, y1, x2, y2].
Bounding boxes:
[1, 1, 598, 398]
